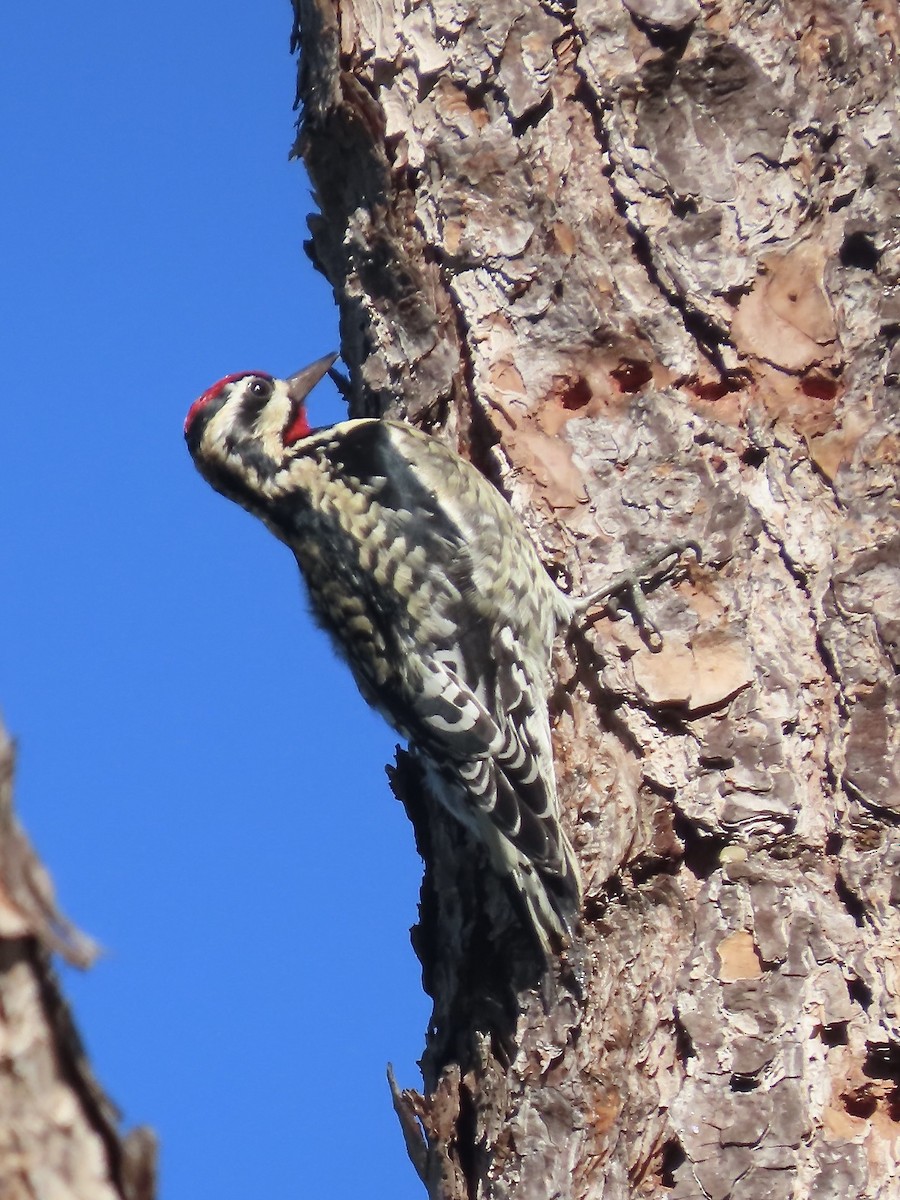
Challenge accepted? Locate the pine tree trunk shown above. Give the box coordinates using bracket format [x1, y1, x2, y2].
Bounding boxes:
[292, 1, 900, 1196]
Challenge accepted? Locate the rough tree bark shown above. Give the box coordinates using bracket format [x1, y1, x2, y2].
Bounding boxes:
[0, 729, 156, 1200]
[291, 0, 900, 1197]
[4, 3, 897, 1197]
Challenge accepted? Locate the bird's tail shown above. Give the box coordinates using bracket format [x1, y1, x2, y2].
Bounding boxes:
[420, 754, 583, 963]
[489, 822, 583, 961]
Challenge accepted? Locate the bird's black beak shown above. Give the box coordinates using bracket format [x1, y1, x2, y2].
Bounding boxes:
[286, 352, 339, 404]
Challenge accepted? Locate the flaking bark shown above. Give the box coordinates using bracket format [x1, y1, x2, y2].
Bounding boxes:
[0, 727, 157, 1200]
[292, 1, 900, 1196]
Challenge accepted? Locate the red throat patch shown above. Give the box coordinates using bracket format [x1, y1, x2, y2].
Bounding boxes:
[283, 406, 311, 445]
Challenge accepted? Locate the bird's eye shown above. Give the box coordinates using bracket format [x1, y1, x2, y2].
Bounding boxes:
[248, 378, 273, 400]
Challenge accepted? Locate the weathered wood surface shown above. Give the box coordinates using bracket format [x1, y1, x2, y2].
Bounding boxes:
[0, 729, 156, 1200]
[292, 0, 900, 1196]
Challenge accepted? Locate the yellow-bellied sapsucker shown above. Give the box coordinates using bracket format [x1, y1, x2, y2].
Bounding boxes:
[184, 354, 586, 956]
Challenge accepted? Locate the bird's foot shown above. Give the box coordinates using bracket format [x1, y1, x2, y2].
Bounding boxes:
[573, 540, 702, 650]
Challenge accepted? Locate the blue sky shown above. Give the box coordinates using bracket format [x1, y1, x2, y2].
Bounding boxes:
[2, 4, 428, 1196]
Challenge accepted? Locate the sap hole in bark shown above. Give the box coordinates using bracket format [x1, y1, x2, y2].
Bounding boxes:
[560, 376, 593, 410]
[800, 373, 840, 400]
[843, 1089, 878, 1119]
[839, 231, 881, 271]
[740, 444, 767, 468]
[688, 375, 744, 402]
[693, 381, 729, 401]
[611, 360, 653, 394]
[729, 1074, 760, 1092]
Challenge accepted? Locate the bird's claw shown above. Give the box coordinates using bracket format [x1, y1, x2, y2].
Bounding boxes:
[576, 540, 702, 650]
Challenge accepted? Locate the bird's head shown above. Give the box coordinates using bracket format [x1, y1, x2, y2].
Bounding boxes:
[184, 352, 337, 499]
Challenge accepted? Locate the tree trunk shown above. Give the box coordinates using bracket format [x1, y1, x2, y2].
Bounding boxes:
[291, 0, 900, 1197]
[0, 729, 156, 1200]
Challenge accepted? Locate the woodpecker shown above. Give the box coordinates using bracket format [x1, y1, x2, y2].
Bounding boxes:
[184, 355, 590, 956]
